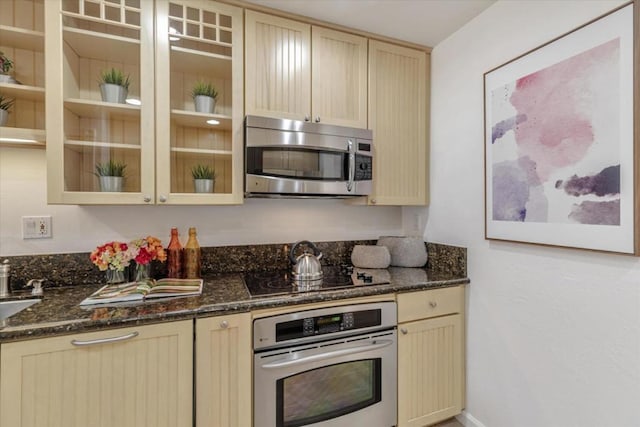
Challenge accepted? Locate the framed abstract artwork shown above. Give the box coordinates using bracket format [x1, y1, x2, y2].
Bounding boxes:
[484, 2, 639, 255]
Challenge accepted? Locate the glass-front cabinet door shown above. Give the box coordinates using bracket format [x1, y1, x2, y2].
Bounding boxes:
[155, 0, 243, 205]
[45, 0, 155, 204]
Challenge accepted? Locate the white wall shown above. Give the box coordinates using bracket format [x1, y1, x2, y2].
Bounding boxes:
[0, 147, 403, 256]
[427, 1, 640, 426]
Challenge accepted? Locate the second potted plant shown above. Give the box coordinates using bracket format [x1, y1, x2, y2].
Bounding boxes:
[191, 81, 218, 114]
[0, 51, 15, 83]
[0, 94, 14, 126]
[191, 164, 216, 193]
[95, 159, 127, 192]
[99, 68, 130, 104]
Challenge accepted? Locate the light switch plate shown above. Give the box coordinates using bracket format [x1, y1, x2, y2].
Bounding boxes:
[22, 216, 52, 239]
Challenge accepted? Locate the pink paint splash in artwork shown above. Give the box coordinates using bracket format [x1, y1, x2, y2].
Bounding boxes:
[509, 38, 620, 182]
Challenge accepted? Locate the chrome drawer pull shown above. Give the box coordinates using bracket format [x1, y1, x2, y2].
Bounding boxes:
[71, 331, 139, 347]
[429, 301, 437, 308]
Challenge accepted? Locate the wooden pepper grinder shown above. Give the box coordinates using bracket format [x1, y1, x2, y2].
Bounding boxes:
[183, 227, 201, 279]
[166, 227, 183, 278]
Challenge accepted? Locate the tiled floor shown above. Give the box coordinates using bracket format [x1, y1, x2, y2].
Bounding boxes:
[432, 417, 464, 427]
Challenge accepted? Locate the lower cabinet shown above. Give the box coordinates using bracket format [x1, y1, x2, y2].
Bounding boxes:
[0, 321, 193, 427]
[195, 312, 252, 427]
[397, 287, 465, 427]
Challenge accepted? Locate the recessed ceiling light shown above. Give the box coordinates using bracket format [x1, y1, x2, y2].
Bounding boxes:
[206, 119, 220, 125]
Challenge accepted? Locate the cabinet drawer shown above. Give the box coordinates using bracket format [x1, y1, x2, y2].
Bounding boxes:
[397, 286, 463, 323]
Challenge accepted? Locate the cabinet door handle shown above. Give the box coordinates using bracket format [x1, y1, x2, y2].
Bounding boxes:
[159, 195, 167, 203]
[314, 116, 321, 123]
[429, 301, 437, 308]
[304, 115, 310, 122]
[220, 320, 229, 329]
[143, 195, 151, 203]
[71, 331, 139, 347]
[400, 328, 408, 335]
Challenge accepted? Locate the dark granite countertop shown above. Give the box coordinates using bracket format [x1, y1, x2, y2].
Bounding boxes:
[0, 268, 469, 343]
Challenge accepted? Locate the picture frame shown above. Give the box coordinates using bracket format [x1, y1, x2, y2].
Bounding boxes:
[484, 2, 639, 255]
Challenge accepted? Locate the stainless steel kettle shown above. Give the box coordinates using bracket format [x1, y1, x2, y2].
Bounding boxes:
[289, 240, 323, 283]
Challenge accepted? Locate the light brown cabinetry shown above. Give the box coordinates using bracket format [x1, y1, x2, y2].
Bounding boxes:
[0, 0, 46, 146]
[0, 321, 193, 427]
[245, 10, 367, 128]
[195, 312, 252, 427]
[397, 286, 464, 426]
[45, 0, 243, 205]
[368, 40, 429, 206]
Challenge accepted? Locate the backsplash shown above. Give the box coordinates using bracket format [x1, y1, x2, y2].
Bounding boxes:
[4, 240, 466, 291]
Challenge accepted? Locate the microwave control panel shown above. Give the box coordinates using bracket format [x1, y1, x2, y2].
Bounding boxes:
[354, 155, 373, 181]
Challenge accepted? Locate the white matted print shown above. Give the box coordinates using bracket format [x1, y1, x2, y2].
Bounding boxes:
[484, 3, 637, 254]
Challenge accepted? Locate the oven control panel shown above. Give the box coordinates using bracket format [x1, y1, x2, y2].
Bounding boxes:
[253, 301, 397, 351]
[277, 309, 379, 342]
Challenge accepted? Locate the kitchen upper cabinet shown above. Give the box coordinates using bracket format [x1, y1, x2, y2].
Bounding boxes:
[155, 0, 244, 205]
[45, 0, 155, 204]
[368, 40, 429, 206]
[195, 312, 252, 427]
[0, 321, 193, 427]
[0, 0, 46, 147]
[45, 0, 244, 205]
[245, 10, 367, 128]
[397, 286, 465, 427]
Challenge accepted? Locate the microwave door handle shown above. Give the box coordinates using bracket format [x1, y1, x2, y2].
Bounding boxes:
[260, 339, 393, 369]
[347, 139, 355, 192]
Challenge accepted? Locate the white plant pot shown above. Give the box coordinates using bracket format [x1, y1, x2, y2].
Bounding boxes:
[194, 179, 214, 193]
[0, 109, 7, 127]
[0, 74, 16, 84]
[194, 95, 216, 114]
[99, 176, 123, 192]
[100, 83, 128, 104]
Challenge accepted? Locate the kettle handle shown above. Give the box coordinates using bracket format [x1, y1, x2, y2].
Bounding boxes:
[289, 240, 323, 264]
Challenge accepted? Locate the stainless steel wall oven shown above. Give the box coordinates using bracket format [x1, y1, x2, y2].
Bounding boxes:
[253, 302, 397, 427]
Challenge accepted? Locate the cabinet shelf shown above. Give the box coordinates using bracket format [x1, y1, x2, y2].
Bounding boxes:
[170, 46, 231, 78]
[61, 11, 141, 32]
[0, 83, 45, 102]
[170, 147, 232, 156]
[65, 139, 141, 154]
[63, 27, 140, 64]
[171, 110, 231, 130]
[0, 25, 44, 52]
[0, 127, 45, 146]
[64, 98, 141, 120]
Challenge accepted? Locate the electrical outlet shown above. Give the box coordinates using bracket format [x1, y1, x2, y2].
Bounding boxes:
[22, 216, 52, 239]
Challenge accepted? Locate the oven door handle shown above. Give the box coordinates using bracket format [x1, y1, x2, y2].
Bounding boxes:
[260, 339, 394, 369]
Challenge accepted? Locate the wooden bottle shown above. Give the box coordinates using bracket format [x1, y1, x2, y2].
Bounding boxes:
[166, 227, 183, 278]
[183, 227, 201, 279]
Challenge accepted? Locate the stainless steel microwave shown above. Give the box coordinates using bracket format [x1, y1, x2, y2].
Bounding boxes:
[244, 116, 373, 198]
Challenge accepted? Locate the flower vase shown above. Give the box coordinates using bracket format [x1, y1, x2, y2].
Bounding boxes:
[106, 269, 126, 284]
[135, 263, 151, 281]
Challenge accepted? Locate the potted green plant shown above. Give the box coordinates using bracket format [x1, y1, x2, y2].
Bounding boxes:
[191, 164, 216, 193]
[0, 51, 14, 83]
[94, 159, 127, 192]
[99, 68, 130, 104]
[0, 94, 14, 126]
[191, 80, 218, 114]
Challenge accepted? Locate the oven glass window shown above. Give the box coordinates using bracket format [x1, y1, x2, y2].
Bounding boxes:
[246, 147, 346, 180]
[276, 359, 381, 427]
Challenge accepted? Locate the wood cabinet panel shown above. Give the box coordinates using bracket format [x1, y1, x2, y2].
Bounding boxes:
[368, 40, 429, 205]
[398, 314, 463, 427]
[0, 321, 193, 427]
[195, 312, 252, 427]
[245, 10, 311, 120]
[311, 26, 367, 127]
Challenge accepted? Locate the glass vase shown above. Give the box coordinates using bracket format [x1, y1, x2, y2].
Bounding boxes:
[106, 269, 126, 284]
[135, 263, 151, 282]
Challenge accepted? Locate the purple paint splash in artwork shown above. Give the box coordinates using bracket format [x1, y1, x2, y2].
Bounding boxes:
[555, 165, 620, 197]
[508, 38, 620, 182]
[492, 158, 536, 221]
[491, 114, 528, 144]
[569, 200, 620, 225]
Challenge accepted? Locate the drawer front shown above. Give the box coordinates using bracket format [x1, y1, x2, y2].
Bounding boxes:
[397, 286, 463, 323]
